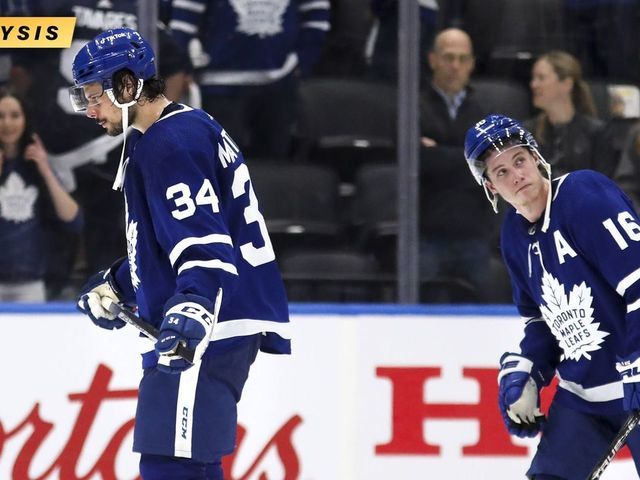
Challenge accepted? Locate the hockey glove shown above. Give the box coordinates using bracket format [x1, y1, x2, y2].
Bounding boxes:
[616, 351, 640, 411]
[155, 293, 217, 374]
[498, 352, 546, 438]
[77, 267, 126, 330]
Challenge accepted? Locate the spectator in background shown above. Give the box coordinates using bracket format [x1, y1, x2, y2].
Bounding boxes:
[0, 88, 82, 301]
[9, 0, 142, 284]
[614, 123, 640, 209]
[313, 0, 371, 77]
[562, 0, 640, 83]
[525, 50, 617, 178]
[157, 25, 198, 105]
[417, 28, 499, 302]
[365, 0, 438, 83]
[167, 0, 330, 159]
[420, 28, 486, 147]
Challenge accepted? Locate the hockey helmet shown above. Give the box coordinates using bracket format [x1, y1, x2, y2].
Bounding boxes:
[463, 114, 539, 185]
[69, 28, 156, 112]
[464, 113, 553, 232]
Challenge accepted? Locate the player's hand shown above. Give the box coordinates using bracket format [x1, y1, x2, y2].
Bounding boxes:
[616, 351, 640, 411]
[498, 352, 546, 438]
[77, 268, 126, 330]
[155, 293, 216, 374]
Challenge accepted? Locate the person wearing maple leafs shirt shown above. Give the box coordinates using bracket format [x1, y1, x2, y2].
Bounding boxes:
[165, 0, 330, 158]
[0, 87, 82, 302]
[464, 113, 640, 479]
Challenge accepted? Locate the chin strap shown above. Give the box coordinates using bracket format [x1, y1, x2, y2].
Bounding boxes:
[532, 147, 552, 233]
[106, 79, 144, 191]
[482, 182, 499, 214]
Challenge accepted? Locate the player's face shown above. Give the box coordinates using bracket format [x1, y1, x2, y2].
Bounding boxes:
[0, 96, 25, 149]
[484, 146, 547, 210]
[82, 83, 128, 136]
[530, 58, 572, 111]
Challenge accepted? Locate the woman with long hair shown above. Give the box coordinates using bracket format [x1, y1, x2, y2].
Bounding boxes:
[526, 50, 617, 177]
[0, 87, 82, 301]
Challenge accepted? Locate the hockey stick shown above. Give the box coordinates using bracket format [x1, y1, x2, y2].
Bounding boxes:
[587, 411, 640, 480]
[101, 298, 195, 363]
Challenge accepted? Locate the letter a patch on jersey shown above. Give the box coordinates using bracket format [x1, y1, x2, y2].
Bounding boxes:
[553, 230, 577, 265]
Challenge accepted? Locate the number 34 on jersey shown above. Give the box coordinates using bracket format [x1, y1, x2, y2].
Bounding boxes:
[165, 160, 275, 267]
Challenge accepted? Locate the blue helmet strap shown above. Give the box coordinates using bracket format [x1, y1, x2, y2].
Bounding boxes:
[106, 79, 144, 190]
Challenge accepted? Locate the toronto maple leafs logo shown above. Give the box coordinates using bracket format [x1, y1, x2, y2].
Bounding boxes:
[0, 172, 38, 223]
[229, 0, 288, 37]
[539, 271, 609, 361]
[124, 196, 141, 290]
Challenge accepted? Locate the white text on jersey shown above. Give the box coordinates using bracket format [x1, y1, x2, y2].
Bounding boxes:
[218, 130, 240, 168]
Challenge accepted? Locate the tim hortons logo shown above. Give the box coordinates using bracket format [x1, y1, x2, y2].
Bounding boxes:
[0, 364, 302, 480]
[375, 366, 630, 459]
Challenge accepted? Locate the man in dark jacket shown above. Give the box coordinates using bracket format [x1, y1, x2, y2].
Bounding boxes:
[418, 28, 502, 303]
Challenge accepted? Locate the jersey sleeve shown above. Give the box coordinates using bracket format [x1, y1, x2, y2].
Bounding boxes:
[296, 0, 331, 76]
[142, 144, 239, 306]
[167, 0, 206, 49]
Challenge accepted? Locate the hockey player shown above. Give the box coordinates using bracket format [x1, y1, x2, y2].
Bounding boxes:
[72, 28, 291, 480]
[464, 114, 640, 479]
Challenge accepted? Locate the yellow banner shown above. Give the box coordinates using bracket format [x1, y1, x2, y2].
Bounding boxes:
[0, 17, 76, 48]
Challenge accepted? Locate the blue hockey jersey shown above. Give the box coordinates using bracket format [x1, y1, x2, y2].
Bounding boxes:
[113, 103, 290, 355]
[501, 170, 640, 414]
[167, 0, 330, 89]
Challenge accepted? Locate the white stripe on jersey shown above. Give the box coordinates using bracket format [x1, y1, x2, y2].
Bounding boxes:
[302, 21, 331, 31]
[156, 104, 193, 124]
[628, 297, 640, 313]
[173, 0, 206, 13]
[174, 361, 202, 458]
[616, 267, 640, 296]
[213, 318, 292, 341]
[177, 259, 239, 275]
[558, 375, 623, 403]
[299, 1, 330, 11]
[169, 19, 199, 34]
[418, 0, 439, 9]
[169, 234, 233, 267]
[199, 53, 298, 86]
[523, 316, 545, 325]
